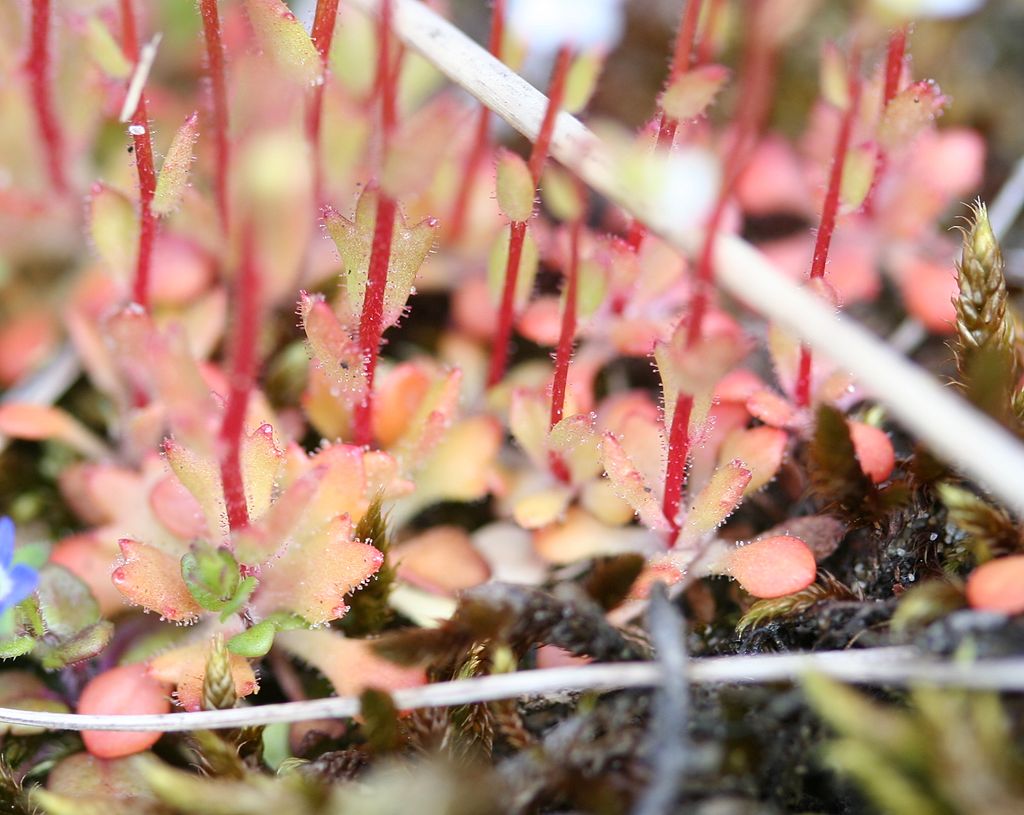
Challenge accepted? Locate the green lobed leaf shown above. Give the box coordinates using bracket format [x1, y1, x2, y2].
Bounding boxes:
[227, 621, 276, 658]
[36, 564, 101, 639]
[36, 621, 114, 670]
[181, 545, 255, 616]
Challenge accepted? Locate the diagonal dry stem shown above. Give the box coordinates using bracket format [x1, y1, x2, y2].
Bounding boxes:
[346, 0, 1024, 517]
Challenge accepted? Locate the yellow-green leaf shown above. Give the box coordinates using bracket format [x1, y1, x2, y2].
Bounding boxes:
[679, 459, 751, 545]
[89, 182, 137, 279]
[564, 51, 605, 115]
[541, 164, 586, 223]
[661, 64, 730, 122]
[84, 17, 131, 79]
[153, 111, 199, 216]
[324, 187, 438, 329]
[819, 42, 849, 110]
[839, 143, 877, 212]
[496, 149, 535, 223]
[244, 0, 321, 86]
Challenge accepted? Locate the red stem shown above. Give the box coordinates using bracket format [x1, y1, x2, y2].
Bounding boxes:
[353, 0, 399, 446]
[219, 225, 261, 533]
[486, 220, 528, 388]
[686, 1, 777, 349]
[377, 0, 398, 142]
[666, 2, 774, 527]
[794, 52, 863, 410]
[883, 26, 908, 105]
[550, 216, 583, 429]
[448, 0, 506, 243]
[662, 393, 693, 540]
[26, 0, 66, 193]
[526, 47, 572, 183]
[354, 192, 397, 446]
[626, 0, 704, 250]
[199, 0, 230, 232]
[487, 46, 572, 387]
[307, 0, 341, 204]
[119, 0, 157, 310]
[656, 0, 704, 146]
[863, 26, 908, 217]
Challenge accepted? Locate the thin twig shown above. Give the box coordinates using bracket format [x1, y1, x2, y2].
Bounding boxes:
[4, 649, 1024, 733]
[634, 586, 690, 815]
[345, 0, 1024, 516]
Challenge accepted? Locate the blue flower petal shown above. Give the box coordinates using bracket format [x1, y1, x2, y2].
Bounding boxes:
[1, 564, 38, 613]
[0, 517, 14, 568]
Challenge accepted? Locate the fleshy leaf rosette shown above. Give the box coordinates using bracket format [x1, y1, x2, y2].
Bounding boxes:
[112, 433, 394, 630]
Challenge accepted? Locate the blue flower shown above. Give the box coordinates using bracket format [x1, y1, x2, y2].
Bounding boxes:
[0, 517, 38, 614]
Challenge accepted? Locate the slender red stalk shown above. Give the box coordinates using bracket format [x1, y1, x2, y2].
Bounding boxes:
[666, 1, 775, 532]
[550, 216, 583, 429]
[119, 0, 157, 309]
[26, 0, 66, 192]
[656, 0, 704, 147]
[686, 0, 777, 349]
[883, 26, 908, 105]
[487, 46, 572, 387]
[219, 225, 261, 532]
[486, 220, 528, 388]
[526, 47, 572, 183]
[354, 193, 397, 446]
[199, 0, 230, 231]
[794, 53, 863, 410]
[623, 0, 703, 251]
[307, 0, 341, 205]
[662, 393, 693, 538]
[377, 0, 398, 141]
[448, 0, 505, 243]
[863, 26, 908, 216]
[353, 0, 399, 446]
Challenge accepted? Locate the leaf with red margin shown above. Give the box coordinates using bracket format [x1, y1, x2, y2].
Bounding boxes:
[252, 516, 383, 625]
[678, 460, 752, 547]
[298, 290, 364, 397]
[112, 539, 201, 623]
[549, 414, 602, 484]
[164, 438, 226, 541]
[601, 433, 671, 533]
